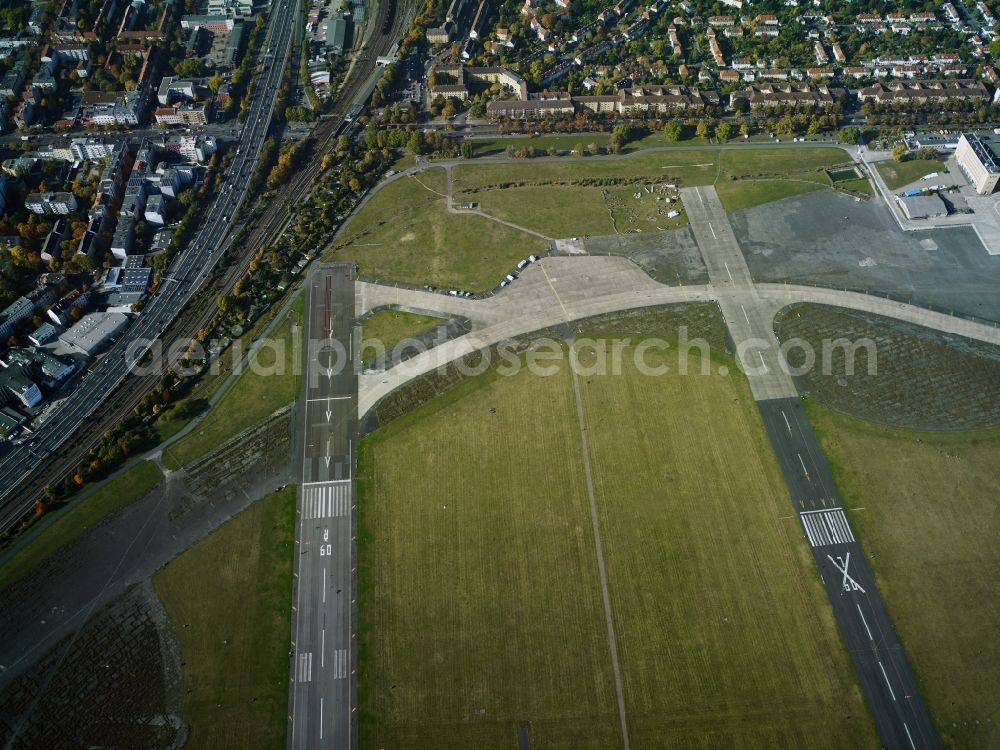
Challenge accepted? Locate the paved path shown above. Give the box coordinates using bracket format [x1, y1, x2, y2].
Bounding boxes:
[681, 185, 798, 401]
[357, 257, 1000, 417]
[357, 257, 714, 415]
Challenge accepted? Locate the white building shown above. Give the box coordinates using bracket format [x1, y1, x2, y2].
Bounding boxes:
[955, 132, 1000, 194]
[24, 192, 78, 215]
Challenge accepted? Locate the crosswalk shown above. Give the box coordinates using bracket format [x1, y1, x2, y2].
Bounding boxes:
[800, 508, 855, 548]
[303, 483, 351, 519]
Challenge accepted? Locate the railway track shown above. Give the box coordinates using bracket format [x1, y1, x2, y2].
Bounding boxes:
[1, 0, 411, 535]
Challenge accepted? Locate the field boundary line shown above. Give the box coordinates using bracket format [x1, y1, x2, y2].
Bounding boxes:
[570, 351, 631, 750]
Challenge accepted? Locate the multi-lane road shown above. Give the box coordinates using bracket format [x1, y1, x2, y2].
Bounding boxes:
[0, 0, 301, 528]
[290, 265, 357, 749]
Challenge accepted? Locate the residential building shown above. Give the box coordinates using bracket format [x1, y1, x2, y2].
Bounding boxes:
[857, 79, 989, 105]
[730, 82, 846, 110]
[25, 192, 79, 215]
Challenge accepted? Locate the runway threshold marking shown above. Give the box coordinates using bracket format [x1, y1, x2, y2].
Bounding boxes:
[297, 652, 313, 683]
[802, 509, 855, 547]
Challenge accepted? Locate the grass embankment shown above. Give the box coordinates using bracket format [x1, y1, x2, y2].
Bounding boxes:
[361, 309, 445, 362]
[452, 147, 853, 236]
[875, 159, 945, 190]
[0, 461, 164, 591]
[326, 167, 547, 291]
[162, 296, 303, 469]
[471, 133, 611, 156]
[153, 485, 296, 750]
[809, 404, 1000, 750]
[357, 340, 876, 748]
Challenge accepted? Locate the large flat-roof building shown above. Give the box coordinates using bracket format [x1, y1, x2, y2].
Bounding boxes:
[896, 194, 948, 219]
[59, 312, 129, 356]
[955, 132, 1000, 195]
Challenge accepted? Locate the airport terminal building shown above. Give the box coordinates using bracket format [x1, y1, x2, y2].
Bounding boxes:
[955, 132, 1000, 195]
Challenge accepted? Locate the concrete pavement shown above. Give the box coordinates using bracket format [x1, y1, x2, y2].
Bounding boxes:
[289, 265, 357, 750]
[681, 186, 798, 401]
[356, 254, 1000, 418]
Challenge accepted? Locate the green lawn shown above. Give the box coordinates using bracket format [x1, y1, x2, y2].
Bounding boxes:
[0, 461, 164, 591]
[875, 159, 945, 190]
[153, 485, 296, 750]
[326, 172, 547, 291]
[357, 340, 876, 748]
[162, 296, 303, 469]
[715, 178, 829, 212]
[361, 309, 445, 362]
[451, 147, 851, 235]
[808, 404, 1000, 750]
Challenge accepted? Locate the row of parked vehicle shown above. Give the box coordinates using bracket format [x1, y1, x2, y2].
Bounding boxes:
[420, 254, 543, 299]
[500, 255, 541, 289]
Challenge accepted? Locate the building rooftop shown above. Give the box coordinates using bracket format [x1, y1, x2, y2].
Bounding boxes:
[963, 132, 1000, 172]
[58, 312, 129, 355]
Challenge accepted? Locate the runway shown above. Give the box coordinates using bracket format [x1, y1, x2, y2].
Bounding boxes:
[289, 264, 357, 749]
[759, 399, 939, 750]
[683, 186, 941, 749]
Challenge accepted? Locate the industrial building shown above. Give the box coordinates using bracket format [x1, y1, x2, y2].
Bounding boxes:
[59, 312, 129, 356]
[896, 194, 948, 220]
[955, 132, 1000, 195]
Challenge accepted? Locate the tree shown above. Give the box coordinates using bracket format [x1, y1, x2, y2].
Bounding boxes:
[892, 144, 908, 162]
[714, 122, 733, 142]
[407, 130, 424, 155]
[838, 125, 860, 145]
[662, 120, 682, 142]
[739, 119, 750, 137]
[174, 59, 207, 78]
[696, 120, 710, 139]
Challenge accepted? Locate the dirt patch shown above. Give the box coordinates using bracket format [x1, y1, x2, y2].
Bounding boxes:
[775, 303, 1000, 429]
[0, 583, 184, 749]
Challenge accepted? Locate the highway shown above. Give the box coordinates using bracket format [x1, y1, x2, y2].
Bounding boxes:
[0, 0, 302, 529]
[290, 265, 357, 749]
